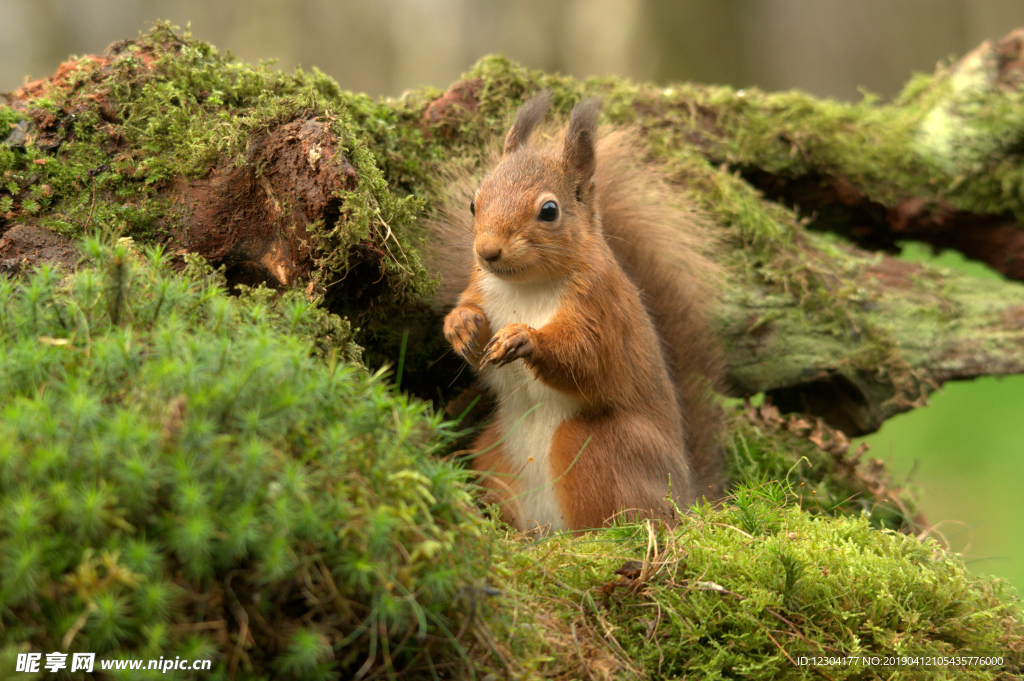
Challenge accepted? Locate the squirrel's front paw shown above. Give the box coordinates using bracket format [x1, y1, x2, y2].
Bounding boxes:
[444, 305, 488, 361]
[481, 323, 536, 368]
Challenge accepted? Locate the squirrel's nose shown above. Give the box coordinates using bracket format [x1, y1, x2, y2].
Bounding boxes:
[476, 243, 502, 263]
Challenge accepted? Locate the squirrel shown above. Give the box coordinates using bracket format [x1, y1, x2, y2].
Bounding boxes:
[430, 92, 723, 533]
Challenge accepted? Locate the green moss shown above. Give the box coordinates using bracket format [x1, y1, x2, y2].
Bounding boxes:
[492, 485, 1022, 679]
[725, 412, 914, 531]
[0, 106, 22, 133]
[1, 22, 434, 339]
[0, 239, 488, 678]
[640, 57, 1024, 223]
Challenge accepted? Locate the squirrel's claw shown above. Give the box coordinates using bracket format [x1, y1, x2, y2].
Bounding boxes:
[481, 323, 535, 367]
[444, 306, 487, 362]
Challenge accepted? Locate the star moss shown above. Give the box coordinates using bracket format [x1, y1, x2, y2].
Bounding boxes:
[0, 238, 488, 678]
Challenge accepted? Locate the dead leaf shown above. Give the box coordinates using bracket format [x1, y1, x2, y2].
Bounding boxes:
[614, 560, 643, 580]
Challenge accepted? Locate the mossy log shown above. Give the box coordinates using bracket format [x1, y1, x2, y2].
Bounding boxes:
[5, 27, 1024, 441]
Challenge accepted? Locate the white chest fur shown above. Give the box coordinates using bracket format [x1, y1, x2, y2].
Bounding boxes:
[477, 274, 582, 533]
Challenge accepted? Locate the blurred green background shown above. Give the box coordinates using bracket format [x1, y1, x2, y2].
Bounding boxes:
[2, 0, 1022, 588]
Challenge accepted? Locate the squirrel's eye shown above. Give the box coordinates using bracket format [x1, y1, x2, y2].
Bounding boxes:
[538, 201, 558, 222]
[470, 200, 475, 216]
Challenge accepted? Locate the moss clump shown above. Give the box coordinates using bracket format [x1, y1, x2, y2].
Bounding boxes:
[1, 23, 433, 334]
[0, 239, 490, 678]
[492, 483, 1022, 680]
[725, 410, 916, 532]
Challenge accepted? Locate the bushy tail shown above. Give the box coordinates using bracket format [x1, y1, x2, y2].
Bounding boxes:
[423, 160, 483, 310]
[594, 131, 725, 500]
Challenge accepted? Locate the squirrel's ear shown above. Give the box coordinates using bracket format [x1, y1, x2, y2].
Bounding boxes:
[563, 98, 601, 186]
[504, 92, 551, 155]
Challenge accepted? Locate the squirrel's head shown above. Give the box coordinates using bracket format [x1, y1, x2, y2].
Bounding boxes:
[470, 93, 601, 282]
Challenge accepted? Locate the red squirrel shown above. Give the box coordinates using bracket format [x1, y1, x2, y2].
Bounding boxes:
[434, 93, 723, 533]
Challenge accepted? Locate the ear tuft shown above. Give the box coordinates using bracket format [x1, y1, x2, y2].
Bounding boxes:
[503, 92, 552, 155]
[563, 98, 601, 184]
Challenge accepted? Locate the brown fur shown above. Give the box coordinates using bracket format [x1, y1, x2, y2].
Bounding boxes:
[591, 132, 725, 498]
[428, 95, 724, 531]
[469, 421, 520, 521]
